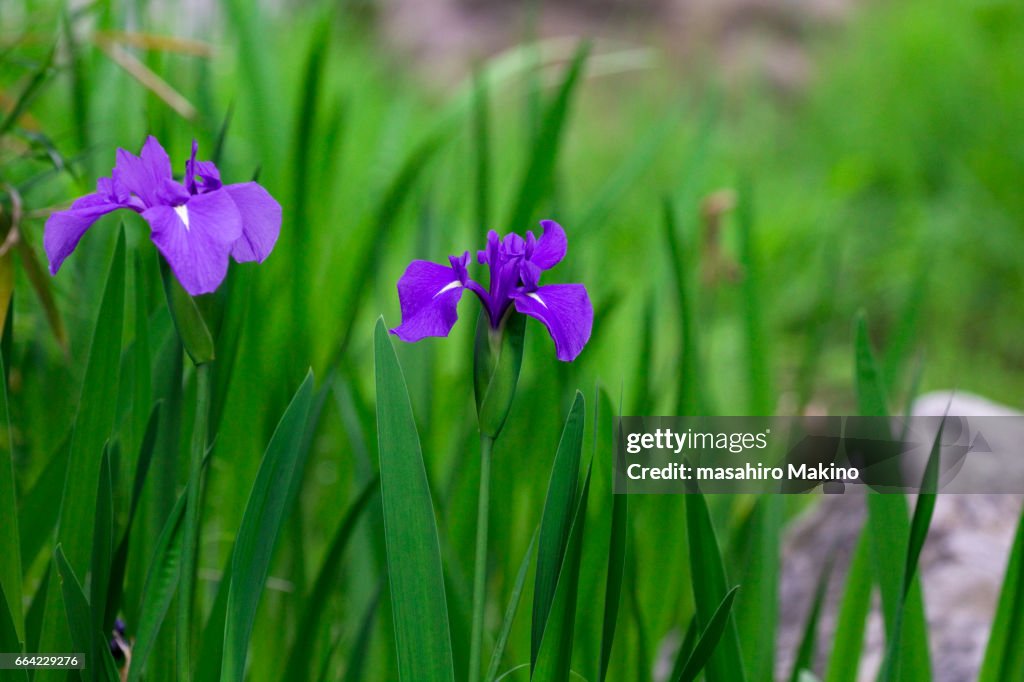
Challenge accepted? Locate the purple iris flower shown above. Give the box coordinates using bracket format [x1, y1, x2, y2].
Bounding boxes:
[44, 136, 281, 295]
[390, 220, 593, 362]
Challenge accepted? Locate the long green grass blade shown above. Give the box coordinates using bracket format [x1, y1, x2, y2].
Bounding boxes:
[734, 496, 782, 682]
[789, 559, 833, 682]
[878, 418, 945, 682]
[374, 318, 455, 681]
[531, 391, 585, 666]
[824, 530, 872, 682]
[506, 43, 589, 230]
[90, 447, 114, 644]
[484, 529, 537, 682]
[0, 581, 26, 680]
[532, 461, 593, 682]
[17, 434, 69, 573]
[979, 507, 1024, 681]
[280, 475, 379, 682]
[127, 491, 186, 682]
[37, 229, 127, 678]
[0, 350, 22, 642]
[663, 199, 702, 415]
[685, 489, 746, 682]
[55, 544, 119, 681]
[676, 586, 741, 682]
[599, 396, 627, 682]
[854, 312, 931, 682]
[221, 371, 316, 679]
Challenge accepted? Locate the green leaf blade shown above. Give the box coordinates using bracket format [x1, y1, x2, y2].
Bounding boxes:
[374, 319, 455, 682]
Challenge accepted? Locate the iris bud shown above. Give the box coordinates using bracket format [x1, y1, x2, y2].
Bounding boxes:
[473, 308, 525, 439]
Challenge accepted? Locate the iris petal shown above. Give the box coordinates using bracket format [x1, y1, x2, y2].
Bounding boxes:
[43, 194, 123, 275]
[114, 136, 173, 208]
[513, 283, 593, 361]
[390, 260, 467, 342]
[144, 189, 242, 295]
[224, 182, 282, 263]
[529, 220, 567, 270]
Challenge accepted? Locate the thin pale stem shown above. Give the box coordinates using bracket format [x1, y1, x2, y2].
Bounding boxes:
[468, 434, 494, 682]
[177, 361, 211, 681]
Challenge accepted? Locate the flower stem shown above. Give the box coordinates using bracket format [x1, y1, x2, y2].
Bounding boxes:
[177, 362, 211, 681]
[468, 434, 494, 682]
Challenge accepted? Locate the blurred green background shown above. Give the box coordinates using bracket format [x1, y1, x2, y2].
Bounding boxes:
[3, 0, 1024, 680]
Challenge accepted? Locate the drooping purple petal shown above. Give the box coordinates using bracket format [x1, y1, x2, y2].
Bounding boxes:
[390, 260, 468, 342]
[114, 136, 173, 208]
[44, 194, 123, 275]
[528, 220, 567, 270]
[513, 283, 593, 362]
[144, 190, 242, 295]
[223, 182, 282, 263]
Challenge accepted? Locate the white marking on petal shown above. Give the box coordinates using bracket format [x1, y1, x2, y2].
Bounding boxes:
[434, 280, 462, 298]
[527, 292, 548, 308]
[174, 204, 190, 231]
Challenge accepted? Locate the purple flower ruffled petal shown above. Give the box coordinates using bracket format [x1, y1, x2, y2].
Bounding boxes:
[224, 182, 282, 263]
[44, 193, 123, 275]
[145, 188, 242, 295]
[391, 220, 593, 361]
[513, 283, 592, 362]
[390, 258, 468, 342]
[44, 136, 281, 295]
[114, 136, 173, 208]
[528, 219, 567, 270]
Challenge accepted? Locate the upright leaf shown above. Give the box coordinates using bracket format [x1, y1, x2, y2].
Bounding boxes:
[676, 586, 741, 682]
[280, 476, 379, 682]
[531, 391, 585, 665]
[374, 319, 455, 681]
[221, 371, 316, 680]
[685, 489, 746, 682]
[979, 508, 1024, 681]
[506, 44, 589, 230]
[0, 351, 22, 641]
[854, 313, 931, 682]
[532, 462, 593, 682]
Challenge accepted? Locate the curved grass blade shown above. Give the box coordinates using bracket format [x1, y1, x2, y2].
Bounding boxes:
[374, 319, 455, 681]
[598, 393, 627, 682]
[17, 432, 69, 572]
[824, 530, 872, 682]
[280, 475, 380, 682]
[979, 507, 1024, 681]
[684, 488, 746, 682]
[733, 496, 782, 682]
[221, 371, 316, 680]
[0, 350, 22, 642]
[90, 447, 114, 643]
[329, 136, 446, 365]
[484, 529, 538, 682]
[789, 558, 833, 682]
[344, 580, 384, 682]
[55, 544, 120, 681]
[0, 581, 27, 681]
[37, 229, 127, 677]
[531, 391, 585, 666]
[668, 616, 698, 682]
[106, 404, 160, 630]
[505, 43, 589, 230]
[663, 199, 703, 416]
[532, 460, 593, 682]
[127, 491, 186, 682]
[854, 312, 930, 682]
[676, 586, 741, 682]
[878, 418, 946, 682]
